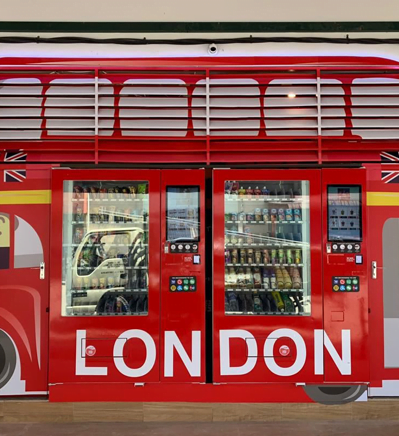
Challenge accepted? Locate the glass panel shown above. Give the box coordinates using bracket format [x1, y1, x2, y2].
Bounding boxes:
[62, 181, 149, 316]
[166, 186, 200, 242]
[328, 186, 362, 242]
[224, 181, 311, 316]
[383, 218, 399, 368]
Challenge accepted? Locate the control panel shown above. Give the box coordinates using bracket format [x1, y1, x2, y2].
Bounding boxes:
[329, 242, 361, 254]
[169, 276, 197, 292]
[332, 276, 360, 292]
[169, 242, 198, 253]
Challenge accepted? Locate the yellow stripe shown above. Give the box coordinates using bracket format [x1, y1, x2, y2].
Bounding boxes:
[0, 190, 51, 205]
[368, 192, 399, 206]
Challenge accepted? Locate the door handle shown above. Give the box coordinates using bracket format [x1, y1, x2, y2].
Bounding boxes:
[40, 262, 45, 280]
[372, 261, 377, 279]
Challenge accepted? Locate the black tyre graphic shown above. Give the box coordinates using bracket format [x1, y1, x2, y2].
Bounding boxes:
[303, 385, 367, 405]
[0, 330, 17, 390]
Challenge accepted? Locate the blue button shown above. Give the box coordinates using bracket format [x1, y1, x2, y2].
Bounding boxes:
[177, 285, 183, 291]
[171, 279, 176, 284]
[340, 285, 346, 291]
[333, 279, 339, 285]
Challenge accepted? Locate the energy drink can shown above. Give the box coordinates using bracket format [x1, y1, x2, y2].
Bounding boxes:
[238, 212, 246, 221]
[295, 249, 302, 264]
[255, 250, 262, 264]
[271, 208, 278, 222]
[286, 249, 293, 264]
[294, 207, 302, 221]
[278, 249, 285, 264]
[225, 249, 231, 264]
[231, 212, 238, 222]
[278, 208, 285, 221]
[271, 249, 277, 264]
[254, 208, 262, 221]
[262, 269, 270, 289]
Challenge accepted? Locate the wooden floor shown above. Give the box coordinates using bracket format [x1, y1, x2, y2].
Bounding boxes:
[0, 399, 398, 423]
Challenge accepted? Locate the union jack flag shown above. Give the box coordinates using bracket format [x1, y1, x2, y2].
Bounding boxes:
[381, 152, 399, 184]
[0, 150, 27, 182]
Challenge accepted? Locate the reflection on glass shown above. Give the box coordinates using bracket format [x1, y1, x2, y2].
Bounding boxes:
[62, 181, 149, 316]
[224, 181, 311, 316]
[328, 186, 362, 242]
[166, 186, 200, 242]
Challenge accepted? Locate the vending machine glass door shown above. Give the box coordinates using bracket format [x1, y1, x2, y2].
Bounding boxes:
[213, 169, 323, 384]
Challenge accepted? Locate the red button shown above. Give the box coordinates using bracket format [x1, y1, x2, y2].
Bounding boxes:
[340, 280, 345, 285]
[177, 280, 183, 285]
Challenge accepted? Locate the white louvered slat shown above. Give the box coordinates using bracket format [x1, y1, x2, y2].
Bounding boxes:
[351, 78, 399, 139]
[193, 78, 260, 136]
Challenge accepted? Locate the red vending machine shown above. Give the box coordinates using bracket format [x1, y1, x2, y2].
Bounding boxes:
[213, 168, 369, 404]
[49, 169, 206, 400]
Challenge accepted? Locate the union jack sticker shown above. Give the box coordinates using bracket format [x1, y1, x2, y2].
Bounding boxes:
[0, 150, 27, 182]
[381, 152, 399, 184]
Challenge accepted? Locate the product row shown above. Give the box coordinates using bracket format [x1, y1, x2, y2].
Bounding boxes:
[225, 266, 303, 290]
[73, 205, 149, 224]
[73, 184, 148, 200]
[225, 182, 302, 199]
[225, 227, 303, 244]
[225, 248, 302, 266]
[225, 290, 305, 314]
[225, 205, 302, 223]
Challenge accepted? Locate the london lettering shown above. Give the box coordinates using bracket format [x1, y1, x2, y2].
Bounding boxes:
[76, 328, 351, 377]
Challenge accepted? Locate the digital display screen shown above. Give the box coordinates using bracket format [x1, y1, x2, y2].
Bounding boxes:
[328, 185, 362, 242]
[166, 186, 200, 242]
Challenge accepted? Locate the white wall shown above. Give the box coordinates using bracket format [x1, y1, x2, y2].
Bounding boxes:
[1, 0, 399, 22]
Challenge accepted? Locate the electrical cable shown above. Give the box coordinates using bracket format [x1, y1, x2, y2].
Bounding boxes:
[1, 35, 399, 45]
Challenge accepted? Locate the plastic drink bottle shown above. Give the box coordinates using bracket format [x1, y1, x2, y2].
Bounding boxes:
[262, 268, 270, 289]
[253, 267, 262, 288]
[260, 294, 271, 312]
[272, 291, 285, 312]
[245, 267, 254, 288]
[267, 293, 278, 312]
[228, 292, 239, 312]
[282, 294, 295, 313]
[253, 293, 263, 312]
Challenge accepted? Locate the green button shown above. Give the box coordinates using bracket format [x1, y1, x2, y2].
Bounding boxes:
[183, 285, 189, 291]
[353, 279, 358, 285]
[346, 285, 352, 291]
[190, 279, 195, 284]
[346, 279, 352, 285]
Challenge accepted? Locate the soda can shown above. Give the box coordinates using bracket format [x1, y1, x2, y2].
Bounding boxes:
[295, 249, 302, 264]
[237, 236, 244, 245]
[254, 208, 262, 222]
[231, 212, 238, 222]
[294, 207, 302, 221]
[225, 233, 230, 244]
[271, 208, 278, 222]
[262, 208, 270, 221]
[285, 208, 293, 221]
[271, 249, 277, 264]
[225, 249, 231, 264]
[278, 208, 285, 221]
[238, 212, 246, 221]
[278, 249, 285, 264]
[286, 249, 293, 264]
[255, 250, 262, 264]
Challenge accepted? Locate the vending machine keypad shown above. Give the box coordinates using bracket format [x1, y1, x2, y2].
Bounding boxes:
[169, 276, 197, 292]
[332, 276, 359, 292]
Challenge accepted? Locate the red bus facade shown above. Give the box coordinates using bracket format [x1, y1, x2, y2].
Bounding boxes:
[0, 55, 399, 403]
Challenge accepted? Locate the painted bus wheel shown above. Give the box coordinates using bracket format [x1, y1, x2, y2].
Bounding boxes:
[303, 385, 367, 405]
[0, 331, 17, 390]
